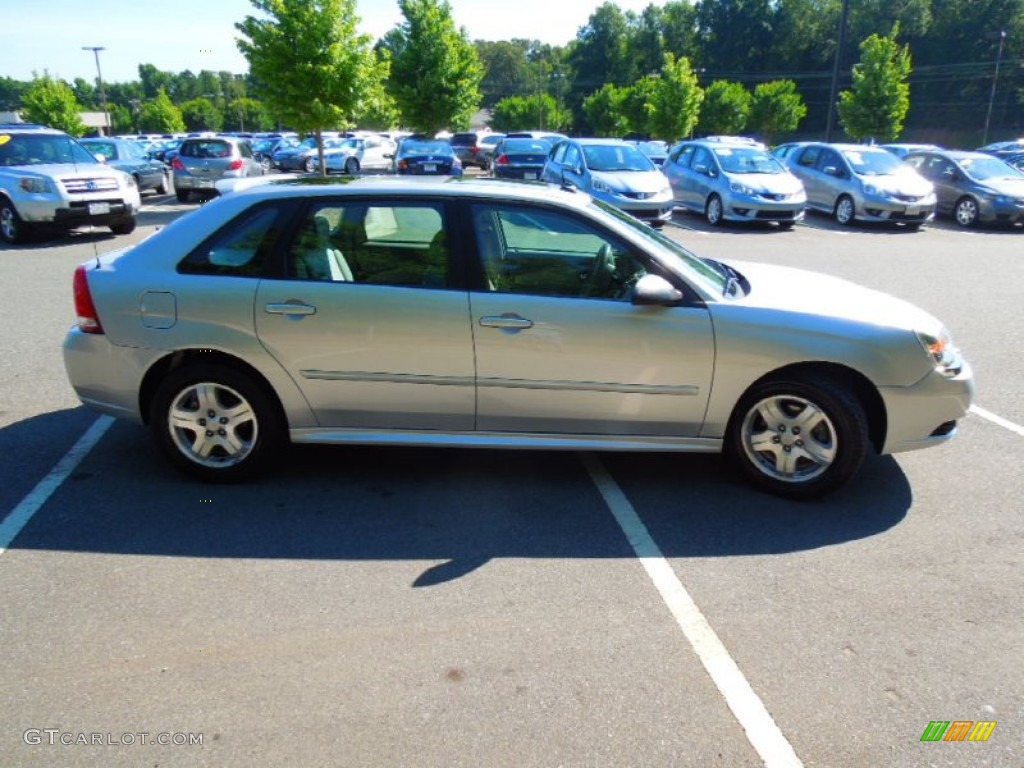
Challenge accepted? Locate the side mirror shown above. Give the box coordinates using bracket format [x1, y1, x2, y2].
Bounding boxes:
[693, 163, 708, 175]
[631, 274, 683, 306]
[823, 165, 844, 178]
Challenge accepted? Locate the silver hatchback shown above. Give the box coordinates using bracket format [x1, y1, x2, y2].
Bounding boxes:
[63, 177, 972, 499]
[784, 143, 936, 229]
[171, 137, 264, 202]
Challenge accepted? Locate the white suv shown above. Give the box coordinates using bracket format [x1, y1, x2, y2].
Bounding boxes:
[0, 124, 141, 244]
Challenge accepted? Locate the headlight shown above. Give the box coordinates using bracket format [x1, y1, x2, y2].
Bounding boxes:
[124, 174, 137, 189]
[916, 328, 963, 377]
[729, 181, 756, 196]
[19, 177, 53, 194]
[591, 178, 612, 194]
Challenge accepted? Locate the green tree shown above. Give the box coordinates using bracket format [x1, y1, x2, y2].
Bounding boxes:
[568, 3, 636, 130]
[649, 53, 703, 142]
[491, 93, 569, 132]
[476, 39, 533, 107]
[0, 76, 28, 111]
[20, 72, 86, 136]
[225, 97, 273, 132]
[387, 0, 484, 135]
[354, 50, 400, 129]
[621, 74, 660, 137]
[837, 25, 911, 142]
[237, 0, 387, 174]
[138, 64, 174, 100]
[583, 83, 631, 136]
[698, 80, 751, 135]
[139, 89, 186, 133]
[749, 80, 807, 143]
[180, 97, 224, 132]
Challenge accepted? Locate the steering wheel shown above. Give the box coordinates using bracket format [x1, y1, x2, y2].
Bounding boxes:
[584, 244, 618, 298]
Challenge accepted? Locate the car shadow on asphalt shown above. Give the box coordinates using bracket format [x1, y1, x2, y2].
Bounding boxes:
[3, 412, 912, 586]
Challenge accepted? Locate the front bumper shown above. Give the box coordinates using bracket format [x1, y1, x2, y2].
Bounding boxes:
[879, 361, 974, 455]
[723, 192, 806, 223]
[594, 189, 674, 222]
[17, 192, 140, 226]
[857, 194, 937, 224]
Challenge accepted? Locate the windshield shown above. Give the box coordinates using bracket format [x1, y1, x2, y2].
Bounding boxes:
[583, 144, 654, 172]
[959, 155, 1024, 181]
[0, 132, 99, 166]
[714, 146, 784, 174]
[843, 149, 903, 175]
[589, 199, 728, 296]
[400, 140, 451, 155]
[503, 139, 551, 154]
[637, 141, 668, 157]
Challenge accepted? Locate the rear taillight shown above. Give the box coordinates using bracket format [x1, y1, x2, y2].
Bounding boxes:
[227, 158, 243, 170]
[171, 157, 185, 171]
[398, 159, 408, 170]
[73, 265, 103, 334]
[496, 154, 509, 165]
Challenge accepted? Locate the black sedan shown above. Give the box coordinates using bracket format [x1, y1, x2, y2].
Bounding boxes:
[80, 137, 169, 195]
[395, 139, 463, 176]
[490, 137, 553, 180]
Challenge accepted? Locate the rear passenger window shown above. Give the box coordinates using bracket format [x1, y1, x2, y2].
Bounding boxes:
[179, 205, 283, 276]
[285, 202, 450, 288]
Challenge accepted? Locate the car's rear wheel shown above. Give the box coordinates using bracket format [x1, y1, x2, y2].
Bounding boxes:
[705, 194, 724, 226]
[109, 215, 136, 235]
[728, 375, 869, 499]
[345, 157, 359, 175]
[954, 196, 979, 227]
[156, 173, 169, 195]
[834, 195, 856, 225]
[305, 157, 317, 173]
[260, 157, 271, 174]
[0, 198, 30, 244]
[151, 364, 283, 482]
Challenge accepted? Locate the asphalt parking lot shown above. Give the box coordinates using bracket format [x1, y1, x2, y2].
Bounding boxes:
[0, 190, 1021, 767]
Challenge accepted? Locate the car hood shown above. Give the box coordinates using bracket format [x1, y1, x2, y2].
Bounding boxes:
[591, 170, 668, 193]
[727, 260, 943, 334]
[726, 171, 804, 195]
[7, 163, 124, 179]
[973, 176, 1024, 196]
[858, 168, 933, 196]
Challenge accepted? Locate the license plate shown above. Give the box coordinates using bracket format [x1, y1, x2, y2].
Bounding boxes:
[88, 202, 110, 216]
[197, 179, 215, 189]
[524, 172, 537, 180]
[423, 164, 437, 173]
[906, 205, 920, 216]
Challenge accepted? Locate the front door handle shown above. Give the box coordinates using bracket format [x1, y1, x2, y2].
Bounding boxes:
[479, 314, 533, 330]
[265, 302, 316, 316]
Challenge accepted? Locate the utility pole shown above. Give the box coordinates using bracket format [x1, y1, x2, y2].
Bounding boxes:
[982, 30, 1007, 147]
[82, 46, 109, 135]
[825, 0, 851, 142]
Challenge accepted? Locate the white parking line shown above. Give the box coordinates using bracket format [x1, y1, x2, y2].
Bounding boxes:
[0, 415, 113, 557]
[970, 405, 1024, 437]
[581, 453, 804, 768]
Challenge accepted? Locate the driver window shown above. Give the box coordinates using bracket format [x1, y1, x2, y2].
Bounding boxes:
[471, 204, 645, 301]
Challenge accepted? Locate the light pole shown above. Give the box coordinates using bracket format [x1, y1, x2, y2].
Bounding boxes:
[82, 46, 110, 134]
[825, 0, 851, 142]
[982, 30, 1007, 147]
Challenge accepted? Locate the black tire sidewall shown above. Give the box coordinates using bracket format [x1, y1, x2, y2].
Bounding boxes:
[150, 364, 283, 482]
[727, 375, 869, 499]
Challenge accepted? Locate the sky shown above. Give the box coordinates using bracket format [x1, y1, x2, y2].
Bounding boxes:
[0, 0, 662, 85]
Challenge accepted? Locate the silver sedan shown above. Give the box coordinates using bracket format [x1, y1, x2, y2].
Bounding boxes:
[63, 178, 973, 498]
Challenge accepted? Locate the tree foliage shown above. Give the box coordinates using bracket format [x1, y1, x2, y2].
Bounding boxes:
[698, 80, 751, 135]
[180, 97, 223, 132]
[236, 0, 386, 172]
[837, 24, 912, 142]
[387, 0, 484, 135]
[649, 54, 704, 142]
[582, 83, 631, 136]
[748, 79, 807, 142]
[138, 89, 185, 133]
[491, 94, 569, 132]
[21, 73, 86, 136]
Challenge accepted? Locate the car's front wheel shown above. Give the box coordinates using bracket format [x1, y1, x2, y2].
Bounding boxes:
[954, 196, 979, 227]
[705, 194, 724, 226]
[834, 195, 856, 225]
[728, 375, 869, 499]
[305, 157, 317, 173]
[345, 157, 359, 175]
[0, 198, 30, 244]
[109, 215, 136, 235]
[151, 364, 283, 482]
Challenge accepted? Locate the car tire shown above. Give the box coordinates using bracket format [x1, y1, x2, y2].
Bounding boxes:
[175, 189, 191, 203]
[156, 173, 169, 195]
[954, 196, 979, 227]
[109, 215, 137, 235]
[705, 194, 724, 226]
[150, 364, 284, 483]
[834, 195, 855, 225]
[261, 157, 271, 174]
[777, 221, 795, 231]
[305, 157, 317, 173]
[0, 198, 30, 244]
[345, 157, 359, 175]
[728, 374, 869, 499]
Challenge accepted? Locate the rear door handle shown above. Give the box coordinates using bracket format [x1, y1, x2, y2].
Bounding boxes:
[479, 314, 533, 330]
[265, 302, 316, 316]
